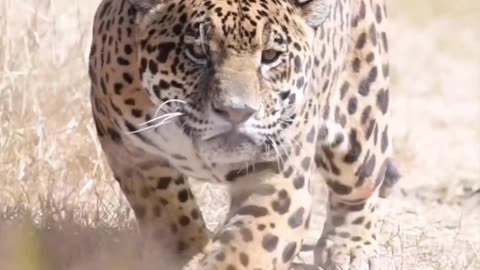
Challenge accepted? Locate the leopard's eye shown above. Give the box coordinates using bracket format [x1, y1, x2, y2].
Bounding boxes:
[185, 43, 209, 65]
[261, 49, 282, 65]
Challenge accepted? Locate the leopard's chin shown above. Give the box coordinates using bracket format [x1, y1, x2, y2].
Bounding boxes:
[194, 130, 261, 165]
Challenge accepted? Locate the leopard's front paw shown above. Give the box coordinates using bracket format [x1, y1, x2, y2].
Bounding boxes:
[313, 234, 394, 270]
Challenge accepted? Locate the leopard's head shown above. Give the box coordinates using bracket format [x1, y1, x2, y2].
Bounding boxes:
[132, 0, 332, 167]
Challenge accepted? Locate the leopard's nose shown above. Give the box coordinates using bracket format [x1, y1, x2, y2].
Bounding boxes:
[211, 101, 257, 125]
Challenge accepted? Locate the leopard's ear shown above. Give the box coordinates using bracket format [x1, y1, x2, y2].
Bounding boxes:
[129, 0, 170, 14]
[291, 0, 334, 28]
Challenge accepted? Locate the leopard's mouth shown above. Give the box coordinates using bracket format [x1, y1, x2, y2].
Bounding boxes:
[204, 129, 256, 146]
[178, 114, 286, 166]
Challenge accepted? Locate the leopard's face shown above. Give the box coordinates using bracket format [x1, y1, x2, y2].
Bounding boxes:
[136, 0, 316, 168]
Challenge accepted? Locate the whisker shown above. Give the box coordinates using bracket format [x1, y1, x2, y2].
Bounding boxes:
[284, 132, 306, 157]
[267, 135, 284, 172]
[273, 138, 286, 168]
[280, 132, 303, 152]
[154, 99, 186, 117]
[139, 112, 183, 126]
[125, 113, 183, 134]
[278, 114, 296, 124]
[274, 135, 291, 161]
[152, 113, 183, 127]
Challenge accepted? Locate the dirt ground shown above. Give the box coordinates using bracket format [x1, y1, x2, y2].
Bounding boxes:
[0, 0, 479, 269]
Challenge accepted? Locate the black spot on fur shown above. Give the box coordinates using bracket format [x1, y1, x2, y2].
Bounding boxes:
[156, 177, 172, 189]
[327, 179, 352, 195]
[239, 252, 249, 266]
[237, 205, 269, 217]
[293, 175, 305, 189]
[376, 88, 389, 114]
[240, 228, 254, 242]
[381, 126, 389, 153]
[262, 234, 279, 252]
[177, 189, 189, 203]
[156, 42, 175, 63]
[282, 242, 297, 263]
[272, 190, 291, 214]
[288, 207, 305, 229]
[352, 216, 365, 225]
[348, 97, 358, 114]
[344, 129, 362, 163]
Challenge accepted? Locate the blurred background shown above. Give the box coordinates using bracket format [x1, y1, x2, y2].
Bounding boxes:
[0, 0, 479, 269]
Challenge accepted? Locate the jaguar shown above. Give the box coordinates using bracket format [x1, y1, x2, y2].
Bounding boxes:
[88, 0, 400, 269]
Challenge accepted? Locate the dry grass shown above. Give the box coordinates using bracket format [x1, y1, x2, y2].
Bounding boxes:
[0, 0, 479, 269]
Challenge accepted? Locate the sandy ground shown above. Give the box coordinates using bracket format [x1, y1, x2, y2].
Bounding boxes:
[0, 0, 479, 269]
